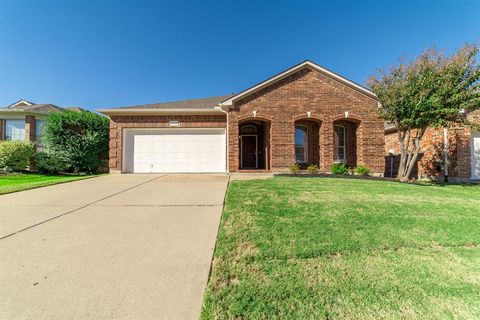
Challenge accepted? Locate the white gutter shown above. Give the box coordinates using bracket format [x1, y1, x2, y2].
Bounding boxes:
[215, 106, 229, 174]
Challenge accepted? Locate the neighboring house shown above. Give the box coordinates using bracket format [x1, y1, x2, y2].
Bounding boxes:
[99, 61, 385, 174]
[384, 110, 480, 181]
[0, 99, 86, 148]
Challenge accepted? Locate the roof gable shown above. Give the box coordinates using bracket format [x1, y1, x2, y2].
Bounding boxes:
[0, 101, 65, 115]
[220, 60, 378, 106]
[7, 99, 35, 109]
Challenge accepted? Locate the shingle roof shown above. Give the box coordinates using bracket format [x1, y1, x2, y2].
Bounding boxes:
[7, 104, 64, 112]
[115, 95, 233, 110]
[64, 106, 87, 112]
[1, 101, 77, 114]
[7, 99, 35, 108]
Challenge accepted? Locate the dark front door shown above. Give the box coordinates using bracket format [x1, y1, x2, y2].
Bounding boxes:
[241, 135, 257, 169]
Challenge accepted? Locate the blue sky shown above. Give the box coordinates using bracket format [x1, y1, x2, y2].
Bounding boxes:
[0, 0, 478, 110]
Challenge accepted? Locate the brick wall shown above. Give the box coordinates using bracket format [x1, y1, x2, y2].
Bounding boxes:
[108, 114, 226, 171]
[25, 115, 36, 142]
[227, 67, 385, 173]
[384, 109, 480, 179]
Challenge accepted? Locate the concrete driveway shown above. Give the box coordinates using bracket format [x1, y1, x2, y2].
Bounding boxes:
[0, 174, 229, 320]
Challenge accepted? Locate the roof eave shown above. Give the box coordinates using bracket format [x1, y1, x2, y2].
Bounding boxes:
[96, 108, 226, 116]
[0, 110, 51, 116]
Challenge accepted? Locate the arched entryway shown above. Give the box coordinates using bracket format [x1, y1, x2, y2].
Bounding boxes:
[238, 119, 271, 170]
[332, 119, 359, 167]
[294, 118, 321, 168]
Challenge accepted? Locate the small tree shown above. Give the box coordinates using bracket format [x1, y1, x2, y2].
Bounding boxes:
[368, 44, 480, 181]
[43, 111, 109, 173]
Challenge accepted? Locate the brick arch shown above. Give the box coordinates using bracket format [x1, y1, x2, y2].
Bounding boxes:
[331, 113, 363, 123]
[293, 114, 325, 123]
[332, 116, 361, 168]
[236, 115, 273, 123]
[236, 116, 272, 170]
[294, 117, 322, 167]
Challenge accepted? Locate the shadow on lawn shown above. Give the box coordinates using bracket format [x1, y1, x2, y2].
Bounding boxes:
[274, 173, 480, 188]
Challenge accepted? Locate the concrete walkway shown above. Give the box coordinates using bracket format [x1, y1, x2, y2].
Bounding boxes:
[0, 174, 229, 320]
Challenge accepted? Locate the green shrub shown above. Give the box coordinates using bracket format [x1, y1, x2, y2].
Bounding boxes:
[0, 141, 35, 172]
[43, 111, 109, 173]
[355, 165, 371, 176]
[288, 163, 301, 175]
[307, 164, 319, 174]
[330, 163, 349, 175]
[35, 151, 67, 175]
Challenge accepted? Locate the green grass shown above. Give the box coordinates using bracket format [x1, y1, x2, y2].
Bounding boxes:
[0, 173, 95, 195]
[201, 177, 480, 319]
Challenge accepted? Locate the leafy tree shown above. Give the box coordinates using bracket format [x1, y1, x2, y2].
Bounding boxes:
[43, 111, 109, 173]
[368, 44, 480, 181]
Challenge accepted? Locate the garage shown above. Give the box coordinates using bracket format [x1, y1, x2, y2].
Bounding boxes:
[123, 128, 226, 173]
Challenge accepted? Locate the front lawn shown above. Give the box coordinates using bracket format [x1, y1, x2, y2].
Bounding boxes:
[202, 177, 480, 319]
[0, 173, 95, 195]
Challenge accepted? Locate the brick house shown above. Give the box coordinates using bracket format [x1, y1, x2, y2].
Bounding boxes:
[99, 61, 385, 174]
[0, 99, 86, 148]
[0, 100, 63, 148]
[384, 109, 480, 181]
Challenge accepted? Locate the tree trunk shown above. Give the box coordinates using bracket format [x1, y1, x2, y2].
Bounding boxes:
[397, 128, 426, 182]
[397, 129, 408, 179]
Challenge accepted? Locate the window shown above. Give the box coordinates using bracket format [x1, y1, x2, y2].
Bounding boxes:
[294, 126, 308, 163]
[35, 120, 45, 143]
[5, 119, 25, 141]
[334, 125, 346, 162]
[241, 125, 257, 134]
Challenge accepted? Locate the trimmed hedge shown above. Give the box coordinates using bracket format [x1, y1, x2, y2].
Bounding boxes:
[0, 141, 35, 172]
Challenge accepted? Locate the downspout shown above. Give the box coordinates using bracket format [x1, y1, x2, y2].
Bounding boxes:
[443, 127, 449, 182]
[215, 105, 229, 174]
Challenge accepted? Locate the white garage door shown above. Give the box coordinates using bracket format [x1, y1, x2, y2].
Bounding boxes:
[123, 129, 226, 173]
[472, 130, 480, 179]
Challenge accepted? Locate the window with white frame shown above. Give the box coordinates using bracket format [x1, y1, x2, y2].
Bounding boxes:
[5, 119, 25, 141]
[294, 125, 308, 163]
[35, 119, 45, 143]
[334, 125, 346, 162]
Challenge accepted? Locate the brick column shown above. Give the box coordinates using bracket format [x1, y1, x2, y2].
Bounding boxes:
[456, 127, 472, 178]
[356, 121, 365, 166]
[25, 115, 36, 142]
[0, 119, 4, 141]
[109, 120, 120, 171]
[271, 119, 295, 170]
[320, 120, 334, 171]
[228, 117, 239, 172]
[357, 120, 385, 175]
